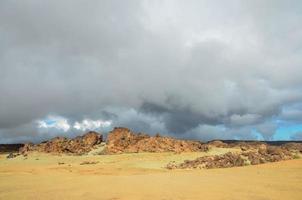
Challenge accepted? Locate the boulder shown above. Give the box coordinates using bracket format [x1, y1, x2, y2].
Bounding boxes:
[6, 152, 17, 159]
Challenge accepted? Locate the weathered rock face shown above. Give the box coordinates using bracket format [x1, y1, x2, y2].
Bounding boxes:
[167, 152, 246, 169]
[167, 145, 296, 170]
[242, 146, 293, 165]
[19, 143, 34, 155]
[281, 143, 302, 153]
[6, 152, 18, 159]
[19, 131, 102, 155]
[106, 127, 208, 154]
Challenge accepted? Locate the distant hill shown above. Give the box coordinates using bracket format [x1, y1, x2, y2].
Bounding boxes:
[218, 140, 302, 146]
[0, 144, 24, 153]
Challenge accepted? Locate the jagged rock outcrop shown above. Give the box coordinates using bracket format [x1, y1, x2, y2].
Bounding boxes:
[19, 131, 102, 155]
[6, 152, 18, 159]
[167, 145, 296, 169]
[281, 143, 302, 153]
[167, 152, 246, 169]
[242, 146, 293, 165]
[105, 127, 208, 154]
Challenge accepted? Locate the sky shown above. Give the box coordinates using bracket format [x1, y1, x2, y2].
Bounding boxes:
[1, 0, 302, 143]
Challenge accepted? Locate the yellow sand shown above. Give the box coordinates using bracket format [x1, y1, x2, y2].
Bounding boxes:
[0, 148, 301, 200]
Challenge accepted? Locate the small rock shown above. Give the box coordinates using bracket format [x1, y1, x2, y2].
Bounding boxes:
[6, 152, 16, 159]
[80, 161, 99, 165]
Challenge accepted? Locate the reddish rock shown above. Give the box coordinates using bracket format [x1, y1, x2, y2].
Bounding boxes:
[170, 144, 296, 170]
[19, 131, 102, 155]
[281, 143, 302, 153]
[106, 127, 208, 154]
[172, 152, 246, 169]
[19, 143, 34, 155]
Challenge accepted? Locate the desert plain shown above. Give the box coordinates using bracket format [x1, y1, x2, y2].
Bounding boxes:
[1, 128, 302, 200]
[1, 147, 302, 200]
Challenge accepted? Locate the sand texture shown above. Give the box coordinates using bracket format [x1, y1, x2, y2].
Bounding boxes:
[0, 148, 301, 200]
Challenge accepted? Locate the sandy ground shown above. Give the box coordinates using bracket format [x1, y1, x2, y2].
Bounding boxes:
[0, 148, 301, 200]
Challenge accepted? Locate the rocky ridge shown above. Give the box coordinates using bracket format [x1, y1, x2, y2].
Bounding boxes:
[19, 131, 103, 155]
[13, 127, 302, 170]
[105, 127, 208, 154]
[166, 145, 300, 169]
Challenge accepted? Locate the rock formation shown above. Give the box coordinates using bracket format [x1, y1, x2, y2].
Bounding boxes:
[167, 145, 297, 169]
[242, 146, 293, 165]
[15, 127, 302, 162]
[167, 152, 246, 169]
[281, 143, 302, 153]
[19, 131, 102, 155]
[105, 127, 208, 154]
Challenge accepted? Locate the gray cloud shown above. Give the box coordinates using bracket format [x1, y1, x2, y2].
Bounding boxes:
[1, 0, 302, 142]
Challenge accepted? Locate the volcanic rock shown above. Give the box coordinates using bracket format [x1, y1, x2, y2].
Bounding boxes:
[80, 161, 99, 165]
[6, 152, 18, 159]
[242, 146, 293, 164]
[19, 143, 34, 155]
[106, 127, 208, 154]
[169, 144, 297, 170]
[19, 131, 103, 155]
[169, 152, 246, 169]
[281, 143, 302, 153]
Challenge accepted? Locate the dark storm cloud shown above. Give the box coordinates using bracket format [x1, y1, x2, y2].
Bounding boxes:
[1, 0, 302, 142]
[140, 101, 223, 134]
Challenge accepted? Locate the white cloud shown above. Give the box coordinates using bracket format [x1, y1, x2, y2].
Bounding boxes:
[73, 119, 112, 131]
[37, 115, 70, 132]
[36, 115, 112, 132]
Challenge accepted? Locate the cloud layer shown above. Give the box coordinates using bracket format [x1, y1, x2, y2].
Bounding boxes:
[1, 0, 302, 142]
